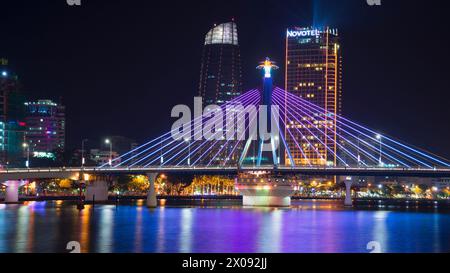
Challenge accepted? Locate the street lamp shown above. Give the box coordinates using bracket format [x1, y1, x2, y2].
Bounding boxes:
[376, 134, 382, 167]
[105, 138, 112, 166]
[81, 139, 88, 167]
[160, 140, 164, 165]
[22, 142, 30, 168]
[184, 138, 191, 166]
[357, 133, 362, 167]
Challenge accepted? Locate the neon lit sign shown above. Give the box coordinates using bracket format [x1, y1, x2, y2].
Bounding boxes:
[287, 29, 321, 38]
[286, 28, 338, 38]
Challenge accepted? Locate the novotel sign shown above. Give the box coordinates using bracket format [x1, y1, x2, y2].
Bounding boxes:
[286, 29, 322, 38]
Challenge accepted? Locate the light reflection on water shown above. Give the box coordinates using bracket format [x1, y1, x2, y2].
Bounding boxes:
[0, 200, 448, 253]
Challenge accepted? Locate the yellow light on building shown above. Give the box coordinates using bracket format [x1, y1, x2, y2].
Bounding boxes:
[285, 26, 341, 167]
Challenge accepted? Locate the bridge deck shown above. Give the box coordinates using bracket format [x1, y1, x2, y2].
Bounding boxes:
[1, 166, 450, 181]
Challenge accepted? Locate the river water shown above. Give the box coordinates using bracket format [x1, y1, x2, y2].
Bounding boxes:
[0, 199, 448, 253]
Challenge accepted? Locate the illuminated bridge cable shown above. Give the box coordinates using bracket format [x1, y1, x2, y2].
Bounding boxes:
[276, 88, 423, 167]
[140, 90, 258, 167]
[127, 89, 257, 168]
[100, 85, 450, 170]
[172, 93, 260, 167]
[156, 90, 259, 167]
[272, 109, 296, 167]
[154, 92, 258, 167]
[137, 89, 259, 168]
[205, 96, 261, 167]
[273, 94, 349, 166]
[274, 100, 312, 166]
[273, 91, 374, 167]
[177, 92, 259, 166]
[221, 106, 260, 167]
[276, 87, 447, 168]
[275, 88, 412, 168]
[274, 93, 341, 165]
[275, 88, 416, 168]
[213, 95, 262, 167]
[107, 89, 258, 168]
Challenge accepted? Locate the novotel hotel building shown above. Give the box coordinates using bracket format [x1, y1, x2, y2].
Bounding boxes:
[284, 27, 342, 166]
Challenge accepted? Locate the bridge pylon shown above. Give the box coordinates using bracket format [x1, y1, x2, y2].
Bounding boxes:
[236, 170, 299, 207]
[146, 173, 158, 208]
[2, 180, 26, 203]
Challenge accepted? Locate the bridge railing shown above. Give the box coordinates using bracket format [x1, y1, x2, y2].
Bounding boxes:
[1, 165, 449, 173]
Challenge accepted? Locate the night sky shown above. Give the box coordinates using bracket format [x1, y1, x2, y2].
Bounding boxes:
[1, 0, 449, 159]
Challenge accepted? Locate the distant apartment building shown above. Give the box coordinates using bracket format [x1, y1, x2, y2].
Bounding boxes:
[103, 136, 138, 155]
[86, 136, 136, 166]
[24, 99, 65, 159]
[90, 149, 120, 166]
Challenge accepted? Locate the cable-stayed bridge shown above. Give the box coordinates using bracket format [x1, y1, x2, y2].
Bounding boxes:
[1, 59, 450, 206]
[97, 87, 450, 172]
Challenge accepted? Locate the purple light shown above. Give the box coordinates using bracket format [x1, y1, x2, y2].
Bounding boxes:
[273, 88, 407, 167]
[106, 89, 258, 168]
[136, 89, 259, 168]
[275, 87, 445, 168]
[272, 93, 349, 166]
[273, 91, 367, 166]
[160, 90, 259, 167]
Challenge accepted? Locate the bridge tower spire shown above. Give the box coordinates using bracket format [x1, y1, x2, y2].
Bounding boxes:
[256, 57, 279, 166]
[239, 57, 280, 167]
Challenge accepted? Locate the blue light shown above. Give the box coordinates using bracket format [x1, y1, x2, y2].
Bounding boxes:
[1, 71, 7, 77]
[264, 66, 272, 78]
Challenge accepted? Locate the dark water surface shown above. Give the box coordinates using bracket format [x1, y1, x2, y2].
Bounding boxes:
[0, 199, 449, 253]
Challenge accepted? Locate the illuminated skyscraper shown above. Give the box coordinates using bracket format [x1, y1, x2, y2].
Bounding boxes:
[199, 21, 242, 105]
[285, 27, 342, 166]
[198, 22, 243, 165]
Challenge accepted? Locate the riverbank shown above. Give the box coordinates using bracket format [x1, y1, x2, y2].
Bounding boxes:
[1, 195, 449, 208]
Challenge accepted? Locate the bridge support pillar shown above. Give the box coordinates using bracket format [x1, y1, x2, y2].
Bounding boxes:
[2, 181, 25, 203]
[237, 183, 295, 207]
[85, 181, 109, 202]
[344, 180, 353, 207]
[146, 173, 158, 208]
[242, 195, 291, 207]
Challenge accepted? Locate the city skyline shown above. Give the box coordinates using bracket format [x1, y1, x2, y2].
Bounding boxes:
[1, 0, 450, 257]
[1, 0, 449, 161]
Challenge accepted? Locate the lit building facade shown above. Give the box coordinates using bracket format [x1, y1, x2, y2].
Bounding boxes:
[285, 27, 342, 166]
[0, 59, 27, 166]
[24, 100, 65, 157]
[199, 21, 242, 106]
